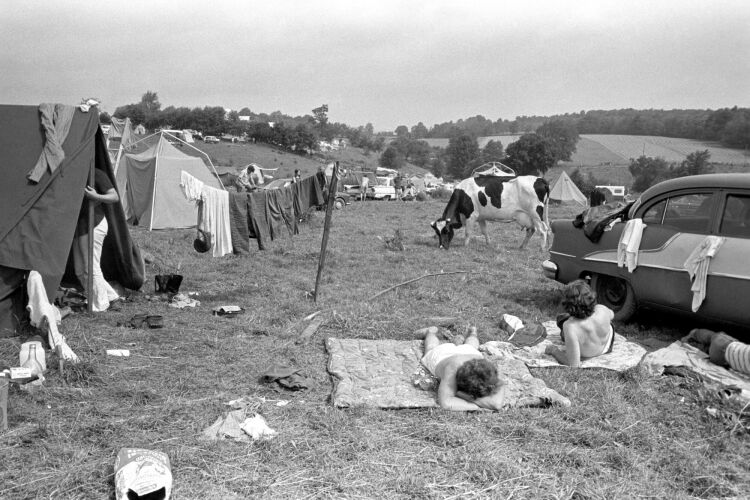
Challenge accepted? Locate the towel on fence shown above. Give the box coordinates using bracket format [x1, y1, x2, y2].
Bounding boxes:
[266, 187, 297, 239]
[683, 235, 725, 312]
[642, 341, 750, 403]
[228, 192, 250, 254]
[617, 218, 646, 272]
[481, 321, 646, 371]
[293, 173, 325, 218]
[326, 337, 570, 409]
[247, 190, 271, 250]
[181, 171, 232, 257]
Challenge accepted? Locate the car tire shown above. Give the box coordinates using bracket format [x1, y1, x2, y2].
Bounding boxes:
[334, 198, 345, 210]
[591, 274, 637, 322]
[383, 195, 391, 201]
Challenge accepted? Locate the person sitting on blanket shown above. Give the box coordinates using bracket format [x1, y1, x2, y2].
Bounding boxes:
[545, 280, 615, 367]
[421, 326, 507, 411]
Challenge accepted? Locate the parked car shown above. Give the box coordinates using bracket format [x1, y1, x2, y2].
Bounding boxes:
[203, 136, 220, 144]
[262, 178, 350, 209]
[542, 173, 750, 330]
[368, 176, 397, 200]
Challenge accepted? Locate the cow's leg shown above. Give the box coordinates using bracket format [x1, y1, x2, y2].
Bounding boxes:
[478, 220, 491, 246]
[461, 214, 472, 246]
[519, 227, 534, 249]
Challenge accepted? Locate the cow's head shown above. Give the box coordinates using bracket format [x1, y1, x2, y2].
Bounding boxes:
[431, 218, 457, 249]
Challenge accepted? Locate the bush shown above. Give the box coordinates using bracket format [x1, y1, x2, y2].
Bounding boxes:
[415, 191, 429, 202]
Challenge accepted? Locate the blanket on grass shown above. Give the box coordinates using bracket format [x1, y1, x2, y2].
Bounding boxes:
[325, 337, 570, 409]
[482, 321, 647, 371]
[642, 341, 750, 403]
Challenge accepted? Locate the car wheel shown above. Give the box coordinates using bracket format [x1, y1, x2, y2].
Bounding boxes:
[383, 195, 391, 201]
[334, 198, 345, 210]
[591, 274, 637, 322]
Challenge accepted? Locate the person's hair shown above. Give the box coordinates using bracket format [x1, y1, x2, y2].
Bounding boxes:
[455, 359, 499, 398]
[561, 279, 597, 319]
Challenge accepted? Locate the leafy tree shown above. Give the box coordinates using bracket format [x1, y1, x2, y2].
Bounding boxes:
[372, 136, 385, 152]
[311, 104, 328, 126]
[504, 133, 556, 175]
[628, 156, 670, 193]
[721, 113, 750, 148]
[379, 146, 405, 170]
[99, 111, 112, 124]
[446, 134, 480, 178]
[410, 122, 428, 139]
[394, 125, 409, 137]
[568, 168, 595, 197]
[536, 120, 579, 162]
[140, 91, 161, 114]
[113, 103, 145, 125]
[670, 150, 712, 178]
[239, 107, 252, 116]
[481, 140, 504, 163]
[431, 156, 446, 178]
[407, 140, 432, 167]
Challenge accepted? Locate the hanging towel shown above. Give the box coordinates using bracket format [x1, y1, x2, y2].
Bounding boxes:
[683, 235, 725, 312]
[201, 186, 233, 257]
[617, 218, 647, 272]
[247, 190, 271, 250]
[266, 187, 297, 239]
[27, 103, 77, 183]
[180, 170, 204, 201]
[228, 192, 250, 254]
[26, 271, 79, 362]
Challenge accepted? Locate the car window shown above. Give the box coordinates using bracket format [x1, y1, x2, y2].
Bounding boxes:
[662, 193, 714, 234]
[642, 199, 667, 224]
[720, 194, 750, 238]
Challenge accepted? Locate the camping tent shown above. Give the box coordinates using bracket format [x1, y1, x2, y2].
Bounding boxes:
[117, 135, 223, 230]
[0, 104, 145, 337]
[549, 170, 588, 206]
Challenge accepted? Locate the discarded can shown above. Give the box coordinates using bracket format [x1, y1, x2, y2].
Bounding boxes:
[114, 448, 172, 500]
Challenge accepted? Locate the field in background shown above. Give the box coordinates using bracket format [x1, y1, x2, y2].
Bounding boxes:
[1, 199, 748, 498]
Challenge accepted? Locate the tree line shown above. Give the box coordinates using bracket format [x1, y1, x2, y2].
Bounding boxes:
[106, 92, 386, 155]
[398, 107, 750, 150]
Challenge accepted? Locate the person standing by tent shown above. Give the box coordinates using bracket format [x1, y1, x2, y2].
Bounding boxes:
[73, 168, 121, 312]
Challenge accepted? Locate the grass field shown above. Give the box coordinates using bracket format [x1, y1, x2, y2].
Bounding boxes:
[1, 198, 749, 499]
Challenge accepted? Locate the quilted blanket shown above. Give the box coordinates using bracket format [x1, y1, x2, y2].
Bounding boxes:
[482, 321, 647, 371]
[325, 337, 570, 409]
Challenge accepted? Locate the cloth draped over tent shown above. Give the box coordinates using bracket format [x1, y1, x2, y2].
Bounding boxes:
[0, 104, 145, 337]
[549, 171, 588, 206]
[117, 135, 223, 230]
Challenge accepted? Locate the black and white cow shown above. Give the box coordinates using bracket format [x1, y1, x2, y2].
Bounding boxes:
[431, 175, 550, 250]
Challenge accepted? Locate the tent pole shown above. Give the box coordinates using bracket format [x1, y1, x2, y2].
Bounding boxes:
[313, 161, 340, 303]
[163, 131, 226, 190]
[86, 162, 95, 313]
[149, 136, 162, 231]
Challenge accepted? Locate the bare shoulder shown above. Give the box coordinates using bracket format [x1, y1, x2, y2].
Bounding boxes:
[594, 304, 615, 320]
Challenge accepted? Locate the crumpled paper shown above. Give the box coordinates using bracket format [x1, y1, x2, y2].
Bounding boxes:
[201, 409, 276, 442]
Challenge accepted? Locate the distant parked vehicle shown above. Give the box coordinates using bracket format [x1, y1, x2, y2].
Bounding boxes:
[203, 136, 220, 144]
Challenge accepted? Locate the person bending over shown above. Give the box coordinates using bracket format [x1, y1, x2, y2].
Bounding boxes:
[421, 326, 507, 411]
[545, 280, 615, 367]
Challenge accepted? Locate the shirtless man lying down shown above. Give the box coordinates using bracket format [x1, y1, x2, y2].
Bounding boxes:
[420, 326, 507, 412]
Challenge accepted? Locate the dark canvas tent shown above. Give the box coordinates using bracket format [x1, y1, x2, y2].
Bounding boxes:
[117, 135, 223, 230]
[0, 104, 145, 337]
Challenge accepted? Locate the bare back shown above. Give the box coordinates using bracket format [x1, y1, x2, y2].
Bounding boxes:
[563, 304, 614, 361]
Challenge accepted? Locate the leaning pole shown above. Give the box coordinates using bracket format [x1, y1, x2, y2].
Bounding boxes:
[313, 162, 339, 302]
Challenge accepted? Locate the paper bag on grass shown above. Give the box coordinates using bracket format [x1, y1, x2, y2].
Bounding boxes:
[114, 448, 172, 500]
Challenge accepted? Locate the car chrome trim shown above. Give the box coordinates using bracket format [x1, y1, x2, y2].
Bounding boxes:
[549, 251, 577, 258]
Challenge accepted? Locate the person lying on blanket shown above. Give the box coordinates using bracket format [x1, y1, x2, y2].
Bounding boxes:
[545, 280, 615, 367]
[683, 328, 750, 375]
[421, 326, 507, 411]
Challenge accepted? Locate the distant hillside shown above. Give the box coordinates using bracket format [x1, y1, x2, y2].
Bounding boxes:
[142, 140, 428, 181]
[423, 134, 749, 167]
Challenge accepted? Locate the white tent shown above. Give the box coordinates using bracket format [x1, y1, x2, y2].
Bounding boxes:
[472, 161, 516, 177]
[549, 170, 588, 206]
[116, 134, 223, 230]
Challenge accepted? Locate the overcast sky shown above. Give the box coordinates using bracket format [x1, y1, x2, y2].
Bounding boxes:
[1, 0, 748, 132]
